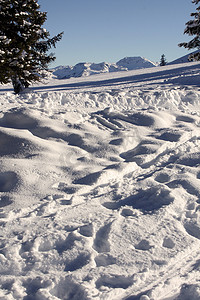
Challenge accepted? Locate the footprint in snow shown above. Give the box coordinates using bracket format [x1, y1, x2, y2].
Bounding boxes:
[155, 130, 182, 142]
[120, 142, 159, 163]
[183, 210, 200, 240]
[109, 138, 124, 145]
[0, 196, 13, 208]
[95, 274, 133, 289]
[167, 179, 200, 197]
[0, 171, 18, 192]
[154, 172, 171, 183]
[49, 277, 86, 300]
[162, 237, 175, 249]
[0, 208, 8, 218]
[55, 232, 82, 255]
[95, 253, 116, 267]
[64, 252, 91, 272]
[73, 171, 102, 185]
[121, 208, 134, 217]
[59, 199, 72, 205]
[22, 277, 49, 299]
[176, 115, 196, 123]
[55, 182, 78, 195]
[103, 186, 174, 213]
[176, 153, 200, 167]
[93, 222, 112, 253]
[135, 239, 153, 251]
[79, 223, 94, 237]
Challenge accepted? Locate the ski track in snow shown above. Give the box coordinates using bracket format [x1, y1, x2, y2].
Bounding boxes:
[1, 63, 200, 299]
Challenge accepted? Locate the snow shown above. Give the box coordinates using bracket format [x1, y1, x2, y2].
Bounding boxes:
[116, 56, 157, 70]
[51, 56, 157, 79]
[168, 51, 199, 65]
[1, 61, 200, 299]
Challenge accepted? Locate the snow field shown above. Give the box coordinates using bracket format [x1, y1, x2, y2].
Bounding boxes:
[1, 63, 200, 299]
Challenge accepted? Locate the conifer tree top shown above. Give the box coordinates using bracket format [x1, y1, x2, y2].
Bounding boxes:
[0, 0, 63, 93]
[179, 0, 200, 61]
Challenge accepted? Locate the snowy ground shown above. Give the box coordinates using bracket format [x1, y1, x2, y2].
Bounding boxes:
[1, 62, 200, 299]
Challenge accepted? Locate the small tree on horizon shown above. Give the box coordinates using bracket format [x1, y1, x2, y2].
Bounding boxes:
[0, 0, 63, 93]
[160, 54, 167, 66]
[179, 0, 200, 61]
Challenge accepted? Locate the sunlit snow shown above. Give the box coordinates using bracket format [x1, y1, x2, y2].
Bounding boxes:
[0, 61, 200, 299]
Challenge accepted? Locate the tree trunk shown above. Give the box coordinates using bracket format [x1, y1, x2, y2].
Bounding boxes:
[21, 78, 30, 89]
[11, 76, 25, 94]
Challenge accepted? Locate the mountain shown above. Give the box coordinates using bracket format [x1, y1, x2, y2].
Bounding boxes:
[116, 56, 157, 70]
[51, 52, 200, 80]
[52, 62, 127, 79]
[52, 56, 157, 79]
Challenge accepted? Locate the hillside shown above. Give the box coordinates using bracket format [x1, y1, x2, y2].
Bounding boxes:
[0, 62, 200, 299]
[168, 50, 199, 65]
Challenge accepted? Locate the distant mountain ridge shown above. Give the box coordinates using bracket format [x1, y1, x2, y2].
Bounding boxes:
[116, 56, 157, 70]
[51, 53, 199, 80]
[52, 56, 158, 79]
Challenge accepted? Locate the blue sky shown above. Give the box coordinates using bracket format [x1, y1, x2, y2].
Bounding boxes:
[38, 0, 195, 67]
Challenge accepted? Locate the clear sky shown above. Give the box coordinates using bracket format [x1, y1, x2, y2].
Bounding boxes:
[38, 0, 195, 67]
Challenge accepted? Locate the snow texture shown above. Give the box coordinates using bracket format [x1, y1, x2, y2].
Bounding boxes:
[1, 61, 200, 299]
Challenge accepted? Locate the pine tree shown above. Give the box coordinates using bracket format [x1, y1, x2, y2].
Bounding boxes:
[179, 0, 200, 61]
[0, 0, 63, 93]
[160, 54, 167, 66]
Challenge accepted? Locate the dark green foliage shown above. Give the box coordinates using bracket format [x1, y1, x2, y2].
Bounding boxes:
[160, 54, 167, 66]
[179, 0, 200, 61]
[0, 0, 63, 93]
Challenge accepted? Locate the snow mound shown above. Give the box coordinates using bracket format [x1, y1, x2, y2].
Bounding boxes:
[52, 56, 156, 79]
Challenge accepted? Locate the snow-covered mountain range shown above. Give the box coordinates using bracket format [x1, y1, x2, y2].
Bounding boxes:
[52, 56, 158, 79]
[51, 53, 197, 80]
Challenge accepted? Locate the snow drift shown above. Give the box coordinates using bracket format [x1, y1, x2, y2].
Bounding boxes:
[0, 62, 200, 300]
